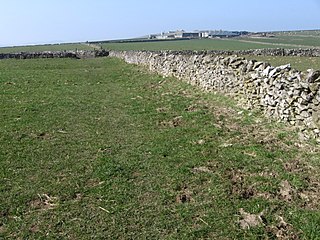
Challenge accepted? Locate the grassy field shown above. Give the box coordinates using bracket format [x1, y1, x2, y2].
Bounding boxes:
[100, 39, 290, 51]
[234, 30, 320, 48]
[1, 57, 320, 239]
[0, 43, 94, 53]
[240, 35, 320, 48]
[276, 30, 320, 37]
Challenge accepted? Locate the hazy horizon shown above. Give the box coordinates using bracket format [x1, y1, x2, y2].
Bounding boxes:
[1, 0, 320, 47]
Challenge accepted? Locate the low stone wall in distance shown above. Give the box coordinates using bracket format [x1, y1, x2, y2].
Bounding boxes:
[110, 50, 320, 141]
[118, 48, 320, 57]
[0, 49, 109, 60]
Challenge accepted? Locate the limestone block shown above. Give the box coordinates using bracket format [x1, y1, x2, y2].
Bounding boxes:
[307, 70, 320, 83]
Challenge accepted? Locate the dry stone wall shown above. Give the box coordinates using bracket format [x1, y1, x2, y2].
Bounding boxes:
[110, 50, 320, 141]
[0, 50, 109, 60]
[117, 48, 320, 57]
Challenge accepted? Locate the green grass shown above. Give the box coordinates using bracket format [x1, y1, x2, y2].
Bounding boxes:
[241, 35, 320, 48]
[101, 39, 291, 51]
[275, 30, 320, 37]
[1, 57, 320, 239]
[237, 30, 320, 48]
[0, 43, 94, 53]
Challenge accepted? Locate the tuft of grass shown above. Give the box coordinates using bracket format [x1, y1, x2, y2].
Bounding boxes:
[0, 57, 319, 239]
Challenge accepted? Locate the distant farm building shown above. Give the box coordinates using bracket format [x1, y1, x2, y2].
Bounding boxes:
[152, 30, 199, 39]
[208, 31, 247, 38]
[149, 30, 249, 40]
[179, 32, 200, 38]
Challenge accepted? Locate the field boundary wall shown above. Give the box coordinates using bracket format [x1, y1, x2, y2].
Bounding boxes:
[0, 50, 109, 60]
[110, 50, 320, 141]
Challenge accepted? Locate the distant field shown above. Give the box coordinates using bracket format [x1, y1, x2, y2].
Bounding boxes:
[237, 30, 320, 48]
[240, 35, 320, 48]
[0, 43, 94, 53]
[275, 30, 320, 37]
[100, 39, 290, 51]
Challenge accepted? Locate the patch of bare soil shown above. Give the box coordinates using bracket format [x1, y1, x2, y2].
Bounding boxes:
[176, 187, 194, 204]
[4, 81, 16, 85]
[29, 194, 58, 210]
[282, 158, 306, 174]
[280, 158, 320, 210]
[185, 104, 199, 112]
[29, 132, 52, 140]
[29, 224, 40, 233]
[299, 181, 320, 210]
[228, 169, 256, 200]
[159, 116, 183, 128]
[238, 208, 264, 229]
[238, 209, 301, 239]
[232, 125, 292, 151]
[228, 167, 319, 210]
[37, 132, 51, 140]
[266, 216, 301, 240]
[156, 107, 170, 113]
[279, 180, 294, 202]
[191, 166, 212, 174]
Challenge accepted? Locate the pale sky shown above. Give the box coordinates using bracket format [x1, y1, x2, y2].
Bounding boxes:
[1, 0, 320, 47]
